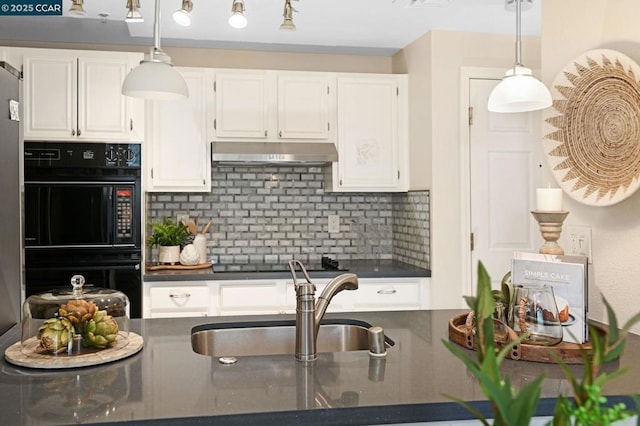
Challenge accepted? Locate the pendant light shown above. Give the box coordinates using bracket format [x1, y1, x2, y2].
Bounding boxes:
[487, 0, 551, 113]
[122, 0, 188, 100]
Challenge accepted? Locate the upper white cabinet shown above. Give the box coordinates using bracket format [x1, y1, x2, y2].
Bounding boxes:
[23, 49, 144, 141]
[213, 70, 334, 142]
[145, 67, 213, 192]
[331, 74, 409, 192]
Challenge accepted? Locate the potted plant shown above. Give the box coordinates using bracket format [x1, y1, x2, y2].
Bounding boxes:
[443, 262, 640, 425]
[147, 218, 189, 265]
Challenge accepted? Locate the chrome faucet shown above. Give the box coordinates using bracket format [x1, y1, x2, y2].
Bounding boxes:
[289, 260, 358, 362]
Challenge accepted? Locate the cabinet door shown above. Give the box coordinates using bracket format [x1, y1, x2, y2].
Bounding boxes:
[277, 72, 332, 140]
[218, 281, 282, 315]
[146, 68, 213, 192]
[213, 70, 270, 139]
[77, 54, 139, 141]
[334, 75, 408, 192]
[24, 54, 77, 139]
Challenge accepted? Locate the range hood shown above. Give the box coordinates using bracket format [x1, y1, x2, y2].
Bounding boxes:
[211, 142, 338, 165]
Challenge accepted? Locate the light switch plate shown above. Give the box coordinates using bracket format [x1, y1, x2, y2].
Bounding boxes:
[567, 225, 592, 263]
[328, 215, 340, 233]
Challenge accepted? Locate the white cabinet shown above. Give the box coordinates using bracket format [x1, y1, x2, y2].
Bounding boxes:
[213, 70, 334, 142]
[145, 67, 213, 192]
[146, 281, 212, 318]
[143, 276, 428, 318]
[217, 280, 283, 315]
[331, 74, 409, 192]
[23, 49, 143, 141]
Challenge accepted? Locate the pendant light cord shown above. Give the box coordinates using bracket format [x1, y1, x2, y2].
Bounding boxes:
[514, 0, 522, 67]
[153, 0, 161, 53]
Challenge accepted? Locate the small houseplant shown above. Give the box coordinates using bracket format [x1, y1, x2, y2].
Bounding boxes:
[147, 218, 189, 264]
[443, 261, 640, 425]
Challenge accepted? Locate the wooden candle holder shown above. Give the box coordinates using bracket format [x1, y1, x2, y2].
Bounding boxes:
[531, 210, 569, 255]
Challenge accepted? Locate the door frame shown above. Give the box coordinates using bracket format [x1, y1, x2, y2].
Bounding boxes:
[459, 67, 510, 297]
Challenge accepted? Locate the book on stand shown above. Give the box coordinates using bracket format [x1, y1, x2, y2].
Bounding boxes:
[511, 251, 588, 344]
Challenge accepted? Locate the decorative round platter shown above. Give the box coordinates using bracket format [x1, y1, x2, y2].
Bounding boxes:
[4, 332, 143, 369]
[543, 49, 640, 206]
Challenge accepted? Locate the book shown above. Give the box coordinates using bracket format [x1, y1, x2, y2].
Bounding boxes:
[511, 251, 588, 344]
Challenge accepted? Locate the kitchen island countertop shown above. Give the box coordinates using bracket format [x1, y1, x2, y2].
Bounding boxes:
[1, 309, 638, 425]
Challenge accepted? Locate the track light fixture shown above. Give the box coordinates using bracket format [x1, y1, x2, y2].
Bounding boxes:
[173, 0, 194, 27]
[125, 0, 143, 23]
[68, 0, 86, 17]
[280, 0, 298, 31]
[228, 0, 247, 29]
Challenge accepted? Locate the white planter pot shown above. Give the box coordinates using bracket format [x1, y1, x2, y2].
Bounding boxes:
[158, 245, 180, 265]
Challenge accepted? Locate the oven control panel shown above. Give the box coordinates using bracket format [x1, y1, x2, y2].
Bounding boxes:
[115, 187, 134, 242]
[24, 142, 141, 169]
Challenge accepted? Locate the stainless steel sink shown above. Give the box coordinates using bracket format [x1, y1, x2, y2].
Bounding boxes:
[191, 319, 394, 357]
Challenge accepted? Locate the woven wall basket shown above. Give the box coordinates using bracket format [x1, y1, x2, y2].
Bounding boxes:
[543, 49, 640, 206]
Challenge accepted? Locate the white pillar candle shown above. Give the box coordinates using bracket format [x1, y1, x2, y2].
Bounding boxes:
[536, 188, 563, 211]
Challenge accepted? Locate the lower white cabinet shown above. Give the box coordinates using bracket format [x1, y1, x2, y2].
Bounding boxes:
[147, 282, 211, 318]
[143, 277, 429, 318]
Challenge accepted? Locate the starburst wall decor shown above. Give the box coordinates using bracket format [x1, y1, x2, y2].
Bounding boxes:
[543, 49, 640, 206]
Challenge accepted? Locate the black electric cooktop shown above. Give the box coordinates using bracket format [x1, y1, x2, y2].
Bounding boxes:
[213, 257, 347, 273]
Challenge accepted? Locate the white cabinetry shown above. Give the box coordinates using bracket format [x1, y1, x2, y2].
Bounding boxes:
[143, 276, 429, 318]
[146, 281, 212, 318]
[331, 74, 409, 192]
[213, 70, 334, 142]
[23, 49, 143, 141]
[145, 67, 213, 192]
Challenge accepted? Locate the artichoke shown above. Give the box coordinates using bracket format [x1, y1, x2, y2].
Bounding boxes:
[82, 310, 119, 349]
[59, 299, 98, 333]
[37, 318, 74, 354]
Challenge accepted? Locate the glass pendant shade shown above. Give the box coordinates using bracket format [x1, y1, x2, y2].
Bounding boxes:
[122, 60, 188, 101]
[125, 0, 143, 23]
[488, 65, 552, 113]
[69, 0, 86, 17]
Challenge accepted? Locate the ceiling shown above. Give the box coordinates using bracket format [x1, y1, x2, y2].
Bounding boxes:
[0, 0, 541, 56]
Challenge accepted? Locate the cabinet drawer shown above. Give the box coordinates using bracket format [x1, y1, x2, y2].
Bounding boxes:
[150, 286, 210, 311]
[353, 280, 421, 310]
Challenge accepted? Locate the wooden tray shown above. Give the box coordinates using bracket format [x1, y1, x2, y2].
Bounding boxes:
[448, 312, 602, 364]
[4, 332, 143, 369]
[146, 262, 212, 271]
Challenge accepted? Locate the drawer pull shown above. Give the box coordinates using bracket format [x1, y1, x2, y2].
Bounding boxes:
[169, 293, 191, 299]
[377, 288, 397, 295]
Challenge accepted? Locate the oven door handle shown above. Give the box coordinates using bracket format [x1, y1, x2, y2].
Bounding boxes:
[27, 263, 141, 272]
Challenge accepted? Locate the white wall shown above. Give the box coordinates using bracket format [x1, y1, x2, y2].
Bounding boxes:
[542, 0, 640, 333]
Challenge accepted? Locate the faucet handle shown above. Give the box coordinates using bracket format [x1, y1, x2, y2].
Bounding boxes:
[288, 260, 314, 289]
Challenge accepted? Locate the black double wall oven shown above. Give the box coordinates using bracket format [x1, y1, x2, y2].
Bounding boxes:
[24, 142, 142, 317]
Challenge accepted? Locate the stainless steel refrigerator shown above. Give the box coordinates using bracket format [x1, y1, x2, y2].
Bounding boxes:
[0, 61, 23, 336]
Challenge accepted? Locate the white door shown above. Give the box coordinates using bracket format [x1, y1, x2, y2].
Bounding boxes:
[469, 78, 541, 290]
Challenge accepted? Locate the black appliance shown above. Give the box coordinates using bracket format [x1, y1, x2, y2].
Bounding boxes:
[24, 142, 142, 317]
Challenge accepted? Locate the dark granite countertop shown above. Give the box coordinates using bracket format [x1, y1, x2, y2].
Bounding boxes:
[1, 310, 638, 425]
[144, 259, 431, 282]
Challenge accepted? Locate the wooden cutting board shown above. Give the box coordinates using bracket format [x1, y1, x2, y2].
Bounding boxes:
[146, 262, 212, 271]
